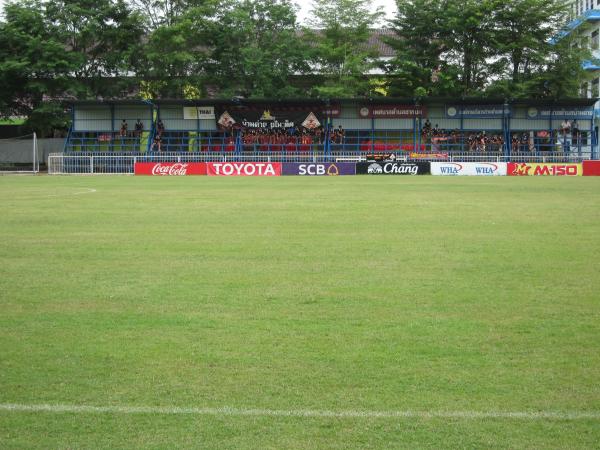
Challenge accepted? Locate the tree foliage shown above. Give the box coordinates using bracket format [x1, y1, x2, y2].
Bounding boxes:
[0, 0, 595, 131]
[386, 0, 594, 99]
[305, 0, 384, 97]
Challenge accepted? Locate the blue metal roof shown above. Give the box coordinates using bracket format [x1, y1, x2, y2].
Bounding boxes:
[583, 60, 600, 70]
[563, 9, 600, 36]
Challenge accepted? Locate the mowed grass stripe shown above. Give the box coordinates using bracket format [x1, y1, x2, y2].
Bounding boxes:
[2, 403, 600, 420]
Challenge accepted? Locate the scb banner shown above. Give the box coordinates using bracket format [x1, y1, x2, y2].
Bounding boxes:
[356, 162, 430, 175]
[282, 163, 356, 176]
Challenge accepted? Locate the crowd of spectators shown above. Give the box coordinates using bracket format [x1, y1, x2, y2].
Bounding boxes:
[236, 125, 345, 151]
[421, 119, 505, 152]
[142, 117, 584, 153]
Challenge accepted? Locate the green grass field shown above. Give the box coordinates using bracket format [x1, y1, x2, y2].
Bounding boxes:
[1, 175, 600, 449]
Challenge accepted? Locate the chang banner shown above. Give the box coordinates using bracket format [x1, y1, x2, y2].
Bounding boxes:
[281, 163, 355, 176]
[431, 162, 507, 176]
[508, 163, 582, 176]
[356, 162, 430, 175]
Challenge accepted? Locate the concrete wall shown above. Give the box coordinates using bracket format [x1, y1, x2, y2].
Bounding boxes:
[0, 138, 65, 164]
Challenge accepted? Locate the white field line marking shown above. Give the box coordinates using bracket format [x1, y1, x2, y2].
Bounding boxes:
[0, 403, 599, 421]
[45, 188, 97, 197]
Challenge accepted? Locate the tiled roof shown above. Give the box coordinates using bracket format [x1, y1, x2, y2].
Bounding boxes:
[366, 29, 396, 58]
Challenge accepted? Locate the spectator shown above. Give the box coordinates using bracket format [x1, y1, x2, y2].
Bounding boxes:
[156, 119, 165, 136]
[135, 119, 144, 137]
[120, 119, 128, 137]
[151, 133, 162, 152]
[572, 120, 580, 145]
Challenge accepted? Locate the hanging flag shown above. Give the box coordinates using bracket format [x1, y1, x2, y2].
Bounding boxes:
[218, 111, 236, 128]
[302, 112, 321, 129]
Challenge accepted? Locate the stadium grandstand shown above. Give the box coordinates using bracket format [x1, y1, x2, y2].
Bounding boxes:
[60, 97, 597, 171]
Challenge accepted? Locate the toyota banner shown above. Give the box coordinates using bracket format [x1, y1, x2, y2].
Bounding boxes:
[207, 162, 282, 176]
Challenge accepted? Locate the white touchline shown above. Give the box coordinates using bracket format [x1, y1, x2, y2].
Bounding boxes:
[45, 188, 97, 197]
[0, 403, 599, 421]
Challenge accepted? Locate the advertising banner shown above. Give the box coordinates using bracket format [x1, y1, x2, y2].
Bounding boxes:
[183, 106, 215, 120]
[431, 162, 507, 176]
[445, 105, 510, 118]
[583, 160, 600, 176]
[526, 106, 593, 119]
[216, 105, 339, 130]
[410, 152, 449, 160]
[356, 162, 430, 175]
[134, 162, 207, 176]
[358, 105, 426, 118]
[281, 163, 355, 176]
[207, 162, 281, 176]
[507, 162, 582, 176]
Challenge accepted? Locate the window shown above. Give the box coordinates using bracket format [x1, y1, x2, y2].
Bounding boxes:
[594, 78, 600, 98]
[581, 82, 589, 98]
[592, 30, 599, 50]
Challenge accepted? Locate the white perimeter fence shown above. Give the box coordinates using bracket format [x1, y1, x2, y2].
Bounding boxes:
[47, 151, 594, 175]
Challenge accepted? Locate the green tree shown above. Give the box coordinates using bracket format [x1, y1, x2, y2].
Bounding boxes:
[0, 1, 76, 130]
[306, 0, 384, 97]
[385, 0, 458, 97]
[44, 0, 146, 97]
[205, 0, 309, 98]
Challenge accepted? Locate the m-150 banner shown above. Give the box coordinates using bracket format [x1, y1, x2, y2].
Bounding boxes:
[356, 162, 430, 175]
[134, 162, 207, 176]
[282, 163, 355, 176]
[508, 163, 582, 176]
[431, 162, 507, 176]
[207, 162, 281, 176]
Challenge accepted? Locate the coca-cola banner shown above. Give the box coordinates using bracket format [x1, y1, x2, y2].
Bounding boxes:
[134, 162, 207, 176]
[281, 163, 356, 176]
[207, 162, 282, 176]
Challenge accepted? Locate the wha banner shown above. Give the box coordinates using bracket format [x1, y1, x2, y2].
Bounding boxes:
[207, 162, 281, 176]
[282, 163, 355, 176]
[431, 162, 507, 176]
[134, 162, 207, 176]
[508, 163, 582, 176]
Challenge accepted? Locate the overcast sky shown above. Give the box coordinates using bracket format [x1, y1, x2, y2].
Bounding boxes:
[0, 0, 399, 24]
[297, 0, 398, 24]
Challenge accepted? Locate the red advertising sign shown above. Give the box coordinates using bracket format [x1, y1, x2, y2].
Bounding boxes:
[134, 162, 207, 176]
[207, 162, 281, 176]
[358, 105, 426, 118]
[507, 163, 582, 176]
[583, 160, 600, 176]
